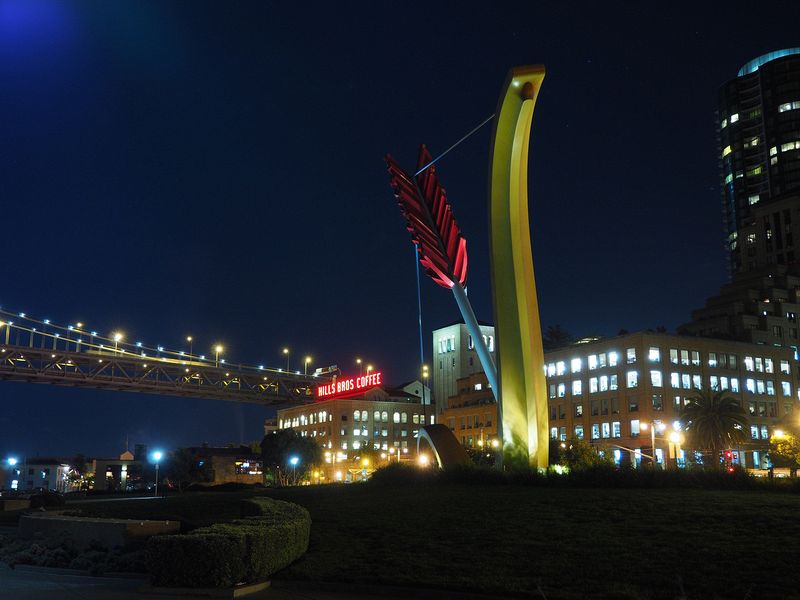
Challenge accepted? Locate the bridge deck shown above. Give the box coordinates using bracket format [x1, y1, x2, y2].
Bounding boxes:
[0, 345, 327, 406]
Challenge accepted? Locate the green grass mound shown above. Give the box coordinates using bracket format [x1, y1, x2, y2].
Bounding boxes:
[145, 497, 310, 588]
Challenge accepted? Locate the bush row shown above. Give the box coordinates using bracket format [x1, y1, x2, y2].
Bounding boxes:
[144, 497, 310, 588]
[369, 461, 800, 491]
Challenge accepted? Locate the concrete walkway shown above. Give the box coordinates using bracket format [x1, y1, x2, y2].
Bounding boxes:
[0, 564, 433, 600]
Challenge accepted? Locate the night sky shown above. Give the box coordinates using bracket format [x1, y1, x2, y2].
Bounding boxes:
[1, 1, 798, 458]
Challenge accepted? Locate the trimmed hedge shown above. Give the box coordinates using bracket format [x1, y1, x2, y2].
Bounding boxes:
[145, 497, 310, 588]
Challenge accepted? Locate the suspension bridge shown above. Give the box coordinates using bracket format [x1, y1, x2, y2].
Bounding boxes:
[0, 309, 331, 406]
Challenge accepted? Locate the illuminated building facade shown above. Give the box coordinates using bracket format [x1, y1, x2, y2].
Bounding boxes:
[432, 321, 496, 417]
[275, 380, 430, 480]
[443, 331, 798, 469]
[686, 50, 800, 344]
[440, 372, 498, 448]
[719, 49, 800, 275]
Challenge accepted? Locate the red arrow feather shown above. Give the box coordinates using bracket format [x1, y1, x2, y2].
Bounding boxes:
[385, 145, 468, 289]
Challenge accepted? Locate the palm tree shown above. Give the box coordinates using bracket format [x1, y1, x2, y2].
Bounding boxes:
[681, 389, 749, 469]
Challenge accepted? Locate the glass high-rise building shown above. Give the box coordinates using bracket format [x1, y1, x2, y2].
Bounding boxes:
[720, 48, 800, 275]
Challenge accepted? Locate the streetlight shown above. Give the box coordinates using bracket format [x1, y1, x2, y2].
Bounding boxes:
[640, 421, 667, 467]
[421, 364, 430, 423]
[214, 344, 224, 367]
[304, 356, 312, 375]
[418, 454, 430, 467]
[151, 451, 163, 497]
[283, 348, 290, 372]
[366, 364, 373, 375]
[356, 358, 362, 375]
[112, 332, 123, 352]
[186, 336, 193, 357]
[289, 455, 299, 484]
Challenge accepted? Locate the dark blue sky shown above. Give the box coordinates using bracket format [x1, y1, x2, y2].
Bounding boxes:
[1, 1, 798, 458]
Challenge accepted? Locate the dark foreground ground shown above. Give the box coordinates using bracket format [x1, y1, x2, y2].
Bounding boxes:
[52, 483, 800, 600]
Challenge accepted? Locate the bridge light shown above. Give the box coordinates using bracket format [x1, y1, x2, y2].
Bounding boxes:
[76, 323, 83, 329]
[68, 325, 74, 330]
[43, 319, 50, 325]
[91, 331, 97, 336]
[136, 342, 142, 347]
[19, 313, 25, 318]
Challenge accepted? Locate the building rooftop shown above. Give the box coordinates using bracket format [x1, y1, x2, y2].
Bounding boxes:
[738, 48, 800, 76]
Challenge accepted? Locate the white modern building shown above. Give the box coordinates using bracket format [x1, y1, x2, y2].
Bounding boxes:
[432, 321, 496, 416]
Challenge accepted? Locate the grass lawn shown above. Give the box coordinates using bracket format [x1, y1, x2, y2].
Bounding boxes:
[63, 484, 800, 599]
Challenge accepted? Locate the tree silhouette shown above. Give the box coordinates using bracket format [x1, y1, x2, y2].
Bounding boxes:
[681, 389, 748, 468]
[542, 325, 573, 350]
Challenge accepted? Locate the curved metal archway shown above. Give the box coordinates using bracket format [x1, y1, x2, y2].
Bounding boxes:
[416, 424, 471, 469]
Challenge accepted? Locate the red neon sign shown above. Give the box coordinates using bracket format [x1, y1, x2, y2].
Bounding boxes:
[317, 372, 383, 399]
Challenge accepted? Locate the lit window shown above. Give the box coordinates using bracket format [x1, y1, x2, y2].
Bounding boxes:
[627, 371, 638, 388]
[746, 378, 755, 394]
[770, 146, 778, 156]
[626, 348, 636, 364]
[750, 425, 759, 440]
[609, 374, 618, 390]
[781, 381, 791, 396]
[588, 354, 598, 370]
[601, 423, 610, 438]
[730, 113, 739, 123]
[681, 374, 691, 389]
[467, 335, 474, 350]
[780, 360, 790, 375]
[631, 419, 640, 436]
[556, 361, 566, 376]
[474, 383, 482, 391]
[669, 349, 678, 364]
[591, 424, 600, 440]
[721, 117, 728, 128]
[720, 376, 729, 391]
[572, 380, 582, 396]
[547, 363, 556, 377]
[648, 347, 661, 363]
[748, 195, 760, 205]
[755, 357, 763, 373]
[598, 354, 607, 368]
[650, 370, 663, 387]
[575, 425, 584, 439]
[571, 358, 582, 373]
[670, 373, 679, 388]
[781, 141, 800, 152]
[382, 411, 388, 422]
[612, 422, 621, 438]
[692, 375, 702, 390]
[708, 352, 717, 367]
[725, 173, 733, 184]
[608, 352, 619, 367]
[746, 165, 763, 177]
[744, 356, 754, 371]
[589, 377, 598, 394]
[353, 411, 360, 422]
[766, 381, 775, 396]
[691, 351, 700, 366]
[756, 380, 765, 394]
[599, 375, 608, 392]
[721, 145, 732, 158]
[557, 383, 566, 398]
[761, 425, 769, 440]
[731, 378, 740, 393]
[710, 375, 719, 390]
[765, 358, 774, 374]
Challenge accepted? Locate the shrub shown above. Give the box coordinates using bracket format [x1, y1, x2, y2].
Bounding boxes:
[145, 497, 310, 588]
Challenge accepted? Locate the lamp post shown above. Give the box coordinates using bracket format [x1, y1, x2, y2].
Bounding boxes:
[289, 456, 299, 485]
[304, 356, 312, 375]
[366, 364, 373, 376]
[421, 364, 430, 423]
[214, 345, 224, 368]
[113, 332, 123, 353]
[640, 420, 667, 467]
[186, 336, 193, 358]
[151, 451, 163, 497]
[356, 358, 362, 375]
[283, 348, 290, 372]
